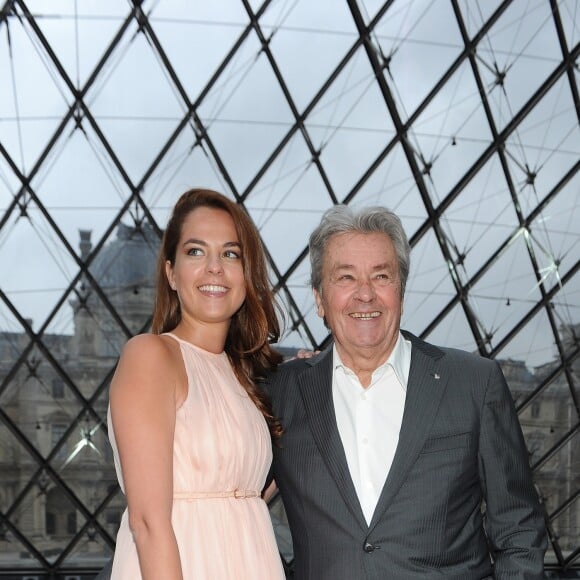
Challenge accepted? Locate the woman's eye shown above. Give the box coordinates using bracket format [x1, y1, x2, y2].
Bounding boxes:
[187, 247, 203, 256]
[223, 250, 241, 259]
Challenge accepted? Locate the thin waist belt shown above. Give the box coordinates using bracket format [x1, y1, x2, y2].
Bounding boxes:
[173, 489, 260, 500]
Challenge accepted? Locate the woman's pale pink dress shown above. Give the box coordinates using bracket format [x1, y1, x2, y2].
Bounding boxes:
[108, 333, 285, 579]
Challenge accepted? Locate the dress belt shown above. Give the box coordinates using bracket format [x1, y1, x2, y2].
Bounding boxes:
[173, 489, 260, 500]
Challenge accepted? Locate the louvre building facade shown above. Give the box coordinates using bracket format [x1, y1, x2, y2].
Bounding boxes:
[0, 225, 157, 574]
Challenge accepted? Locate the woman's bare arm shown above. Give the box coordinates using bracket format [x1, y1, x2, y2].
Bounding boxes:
[110, 334, 184, 580]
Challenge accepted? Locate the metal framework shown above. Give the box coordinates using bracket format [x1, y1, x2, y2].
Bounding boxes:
[0, 0, 578, 576]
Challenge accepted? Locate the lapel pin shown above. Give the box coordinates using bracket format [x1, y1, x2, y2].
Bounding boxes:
[431, 372, 440, 380]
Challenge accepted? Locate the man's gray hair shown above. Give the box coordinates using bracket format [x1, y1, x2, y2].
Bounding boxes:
[309, 205, 411, 296]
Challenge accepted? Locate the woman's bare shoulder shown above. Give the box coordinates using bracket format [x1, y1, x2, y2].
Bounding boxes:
[120, 333, 177, 360]
[112, 333, 180, 394]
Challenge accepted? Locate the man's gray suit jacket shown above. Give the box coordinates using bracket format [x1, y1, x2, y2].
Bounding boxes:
[265, 331, 547, 579]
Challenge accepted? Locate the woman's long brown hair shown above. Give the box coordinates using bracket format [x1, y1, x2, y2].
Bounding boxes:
[152, 188, 283, 438]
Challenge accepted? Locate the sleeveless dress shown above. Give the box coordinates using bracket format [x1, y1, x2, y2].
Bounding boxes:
[108, 333, 285, 579]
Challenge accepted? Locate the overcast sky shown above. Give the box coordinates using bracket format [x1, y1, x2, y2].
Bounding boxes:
[0, 0, 578, 369]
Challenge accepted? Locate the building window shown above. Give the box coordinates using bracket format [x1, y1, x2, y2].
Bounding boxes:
[51, 424, 67, 460]
[52, 378, 65, 399]
[106, 509, 121, 527]
[531, 402, 541, 418]
[46, 512, 56, 535]
[67, 512, 77, 534]
[104, 439, 113, 462]
[46, 489, 76, 538]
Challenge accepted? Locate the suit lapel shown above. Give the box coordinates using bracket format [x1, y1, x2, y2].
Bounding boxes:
[299, 348, 367, 530]
[369, 334, 448, 531]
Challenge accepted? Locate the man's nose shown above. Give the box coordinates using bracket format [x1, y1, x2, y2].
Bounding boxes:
[354, 280, 375, 301]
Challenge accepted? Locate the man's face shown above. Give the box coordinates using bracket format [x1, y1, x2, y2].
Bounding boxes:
[314, 232, 403, 364]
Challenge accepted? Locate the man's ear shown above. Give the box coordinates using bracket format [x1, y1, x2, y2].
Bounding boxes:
[313, 288, 324, 319]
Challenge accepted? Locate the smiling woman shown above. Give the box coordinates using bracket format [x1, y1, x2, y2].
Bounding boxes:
[106, 189, 285, 579]
[165, 206, 247, 341]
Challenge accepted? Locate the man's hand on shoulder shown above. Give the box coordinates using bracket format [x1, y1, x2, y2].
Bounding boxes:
[297, 349, 320, 359]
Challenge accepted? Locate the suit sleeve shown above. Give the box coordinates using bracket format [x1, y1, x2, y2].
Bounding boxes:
[260, 373, 276, 490]
[478, 361, 547, 579]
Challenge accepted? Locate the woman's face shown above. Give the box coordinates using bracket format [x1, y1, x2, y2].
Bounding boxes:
[166, 206, 246, 330]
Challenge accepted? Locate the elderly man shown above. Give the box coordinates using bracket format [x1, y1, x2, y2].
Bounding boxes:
[266, 205, 547, 579]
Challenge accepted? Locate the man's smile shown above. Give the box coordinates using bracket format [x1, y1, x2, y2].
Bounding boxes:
[349, 311, 381, 319]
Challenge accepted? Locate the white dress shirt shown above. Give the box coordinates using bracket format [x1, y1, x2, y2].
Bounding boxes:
[332, 332, 411, 525]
